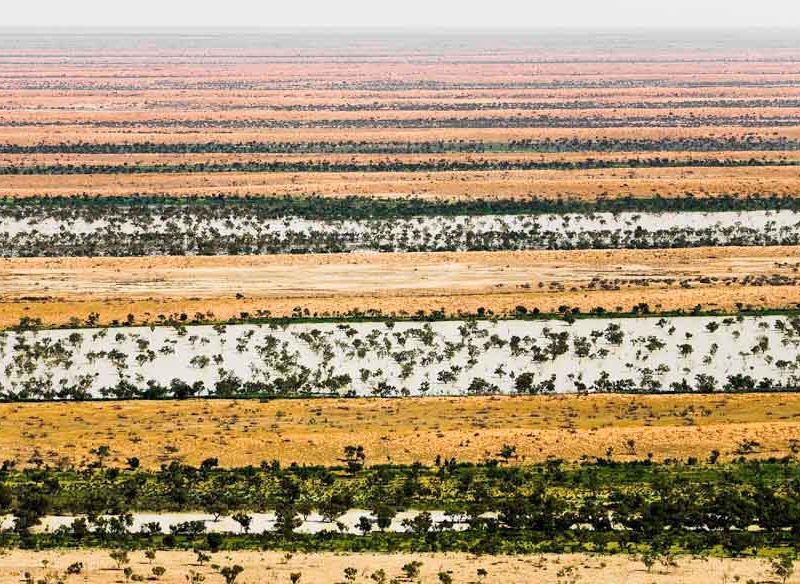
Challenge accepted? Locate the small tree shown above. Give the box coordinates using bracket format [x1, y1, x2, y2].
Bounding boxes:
[207, 497, 230, 522]
[92, 445, 111, 466]
[402, 561, 423, 579]
[340, 445, 366, 474]
[767, 552, 796, 584]
[497, 443, 517, 463]
[206, 533, 223, 553]
[357, 515, 373, 535]
[232, 512, 252, 534]
[200, 457, 219, 472]
[374, 505, 395, 531]
[275, 502, 301, 536]
[109, 549, 130, 570]
[194, 549, 211, 566]
[219, 565, 244, 584]
[66, 562, 83, 575]
[402, 512, 433, 536]
[635, 548, 657, 573]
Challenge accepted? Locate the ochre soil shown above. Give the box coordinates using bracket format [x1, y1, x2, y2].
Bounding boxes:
[2, 393, 798, 469]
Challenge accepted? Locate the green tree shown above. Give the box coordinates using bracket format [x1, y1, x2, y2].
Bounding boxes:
[109, 549, 130, 570]
[768, 552, 796, 584]
[402, 561, 423, 579]
[340, 445, 366, 474]
[232, 512, 252, 534]
[219, 565, 244, 584]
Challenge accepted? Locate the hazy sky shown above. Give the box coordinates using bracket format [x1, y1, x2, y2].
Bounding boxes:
[4, 0, 800, 28]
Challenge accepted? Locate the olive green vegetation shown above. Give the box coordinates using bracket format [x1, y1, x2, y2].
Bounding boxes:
[1, 136, 797, 154]
[4, 193, 800, 220]
[3, 456, 800, 556]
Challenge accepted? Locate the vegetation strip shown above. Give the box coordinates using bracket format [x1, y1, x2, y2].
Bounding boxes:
[3, 115, 800, 129]
[3, 137, 798, 154]
[5, 194, 800, 219]
[3, 458, 800, 556]
[12, 98, 797, 112]
[10, 305, 800, 332]
[3, 313, 800, 400]
[0, 157, 797, 175]
[3, 207, 800, 256]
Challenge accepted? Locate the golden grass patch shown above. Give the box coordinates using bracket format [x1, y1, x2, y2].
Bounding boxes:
[3, 393, 799, 469]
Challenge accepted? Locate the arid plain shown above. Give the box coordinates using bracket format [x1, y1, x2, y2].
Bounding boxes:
[2, 29, 800, 583]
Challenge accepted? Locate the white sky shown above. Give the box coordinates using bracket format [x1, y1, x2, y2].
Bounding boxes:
[2, 0, 799, 28]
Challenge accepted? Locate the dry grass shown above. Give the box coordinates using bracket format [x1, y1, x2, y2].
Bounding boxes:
[8, 106, 800, 125]
[3, 393, 799, 469]
[3, 125, 799, 146]
[1, 165, 797, 198]
[4, 149, 797, 167]
[0, 549, 781, 584]
[4, 285, 798, 332]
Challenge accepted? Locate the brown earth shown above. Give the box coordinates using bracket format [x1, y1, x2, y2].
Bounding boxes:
[7, 85, 800, 110]
[6, 105, 799, 124]
[2, 126, 799, 146]
[3, 393, 799, 469]
[1, 149, 796, 167]
[4, 59, 799, 87]
[1, 165, 798, 198]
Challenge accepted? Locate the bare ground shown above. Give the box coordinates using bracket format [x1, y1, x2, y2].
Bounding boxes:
[2, 165, 799, 198]
[2, 247, 799, 327]
[0, 549, 785, 584]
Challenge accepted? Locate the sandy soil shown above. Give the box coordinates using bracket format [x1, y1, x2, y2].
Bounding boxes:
[3, 149, 796, 167]
[3, 57, 798, 86]
[3, 125, 799, 146]
[1, 247, 798, 327]
[3, 393, 798, 468]
[0, 549, 785, 583]
[7, 105, 800, 125]
[2, 165, 799, 198]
